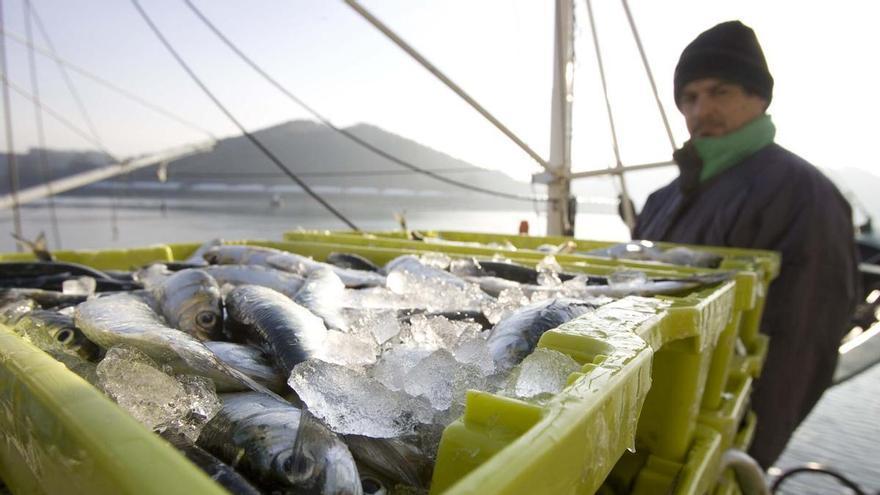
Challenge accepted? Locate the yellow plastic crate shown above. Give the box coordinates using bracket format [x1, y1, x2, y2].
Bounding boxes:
[698, 374, 753, 452]
[281, 232, 740, 461]
[604, 425, 724, 495]
[315, 230, 778, 412]
[1, 238, 738, 494]
[431, 297, 664, 494]
[0, 325, 227, 495]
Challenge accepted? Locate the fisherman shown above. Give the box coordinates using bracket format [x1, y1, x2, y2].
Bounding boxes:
[633, 21, 859, 468]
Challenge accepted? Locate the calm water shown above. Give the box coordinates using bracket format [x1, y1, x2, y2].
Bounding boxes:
[0, 196, 630, 252]
[1, 197, 877, 493]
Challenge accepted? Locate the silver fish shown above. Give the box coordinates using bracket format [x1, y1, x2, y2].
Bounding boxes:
[0, 298, 37, 325]
[487, 298, 601, 371]
[344, 435, 432, 489]
[587, 241, 723, 268]
[161, 431, 262, 495]
[197, 392, 363, 495]
[225, 285, 327, 377]
[184, 238, 224, 266]
[15, 310, 101, 361]
[203, 264, 304, 300]
[204, 341, 286, 393]
[267, 253, 386, 289]
[0, 288, 87, 309]
[74, 293, 273, 394]
[295, 268, 349, 331]
[574, 271, 733, 298]
[151, 269, 224, 341]
[203, 245, 286, 266]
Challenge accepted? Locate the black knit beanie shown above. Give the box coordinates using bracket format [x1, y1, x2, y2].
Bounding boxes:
[674, 21, 773, 107]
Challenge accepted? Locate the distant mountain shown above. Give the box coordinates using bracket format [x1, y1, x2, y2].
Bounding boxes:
[117, 120, 536, 201]
[0, 149, 112, 193]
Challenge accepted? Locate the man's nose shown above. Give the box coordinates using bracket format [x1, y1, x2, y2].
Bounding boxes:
[691, 94, 714, 119]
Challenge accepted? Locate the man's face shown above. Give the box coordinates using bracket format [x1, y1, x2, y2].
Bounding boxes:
[678, 78, 768, 138]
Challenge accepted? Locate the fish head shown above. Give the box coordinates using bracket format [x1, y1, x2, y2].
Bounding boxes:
[158, 270, 224, 340]
[284, 410, 363, 494]
[202, 246, 223, 264]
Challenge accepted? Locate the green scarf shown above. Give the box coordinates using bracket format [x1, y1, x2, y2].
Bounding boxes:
[692, 114, 776, 182]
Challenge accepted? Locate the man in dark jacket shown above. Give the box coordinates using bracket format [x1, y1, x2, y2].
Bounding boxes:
[634, 21, 858, 468]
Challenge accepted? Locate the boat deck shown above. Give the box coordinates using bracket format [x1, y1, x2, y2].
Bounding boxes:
[774, 362, 880, 494]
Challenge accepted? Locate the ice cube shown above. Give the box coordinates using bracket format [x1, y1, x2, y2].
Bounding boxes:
[511, 348, 581, 399]
[348, 309, 401, 345]
[96, 345, 189, 431]
[536, 256, 563, 287]
[419, 252, 452, 270]
[370, 344, 433, 391]
[62, 276, 96, 296]
[96, 345, 220, 440]
[171, 375, 222, 442]
[608, 269, 649, 290]
[404, 350, 487, 411]
[289, 360, 434, 438]
[315, 329, 378, 369]
[482, 287, 529, 324]
[453, 337, 496, 376]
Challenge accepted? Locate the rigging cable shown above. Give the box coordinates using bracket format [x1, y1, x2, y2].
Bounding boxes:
[0, 30, 217, 141]
[584, 0, 637, 232]
[620, 0, 677, 152]
[23, 0, 61, 248]
[0, 0, 22, 248]
[27, 2, 121, 240]
[182, 0, 541, 204]
[129, 0, 359, 230]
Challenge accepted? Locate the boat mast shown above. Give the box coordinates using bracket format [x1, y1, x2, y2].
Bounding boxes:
[546, 0, 575, 236]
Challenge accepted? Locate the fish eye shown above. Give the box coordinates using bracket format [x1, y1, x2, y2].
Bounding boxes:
[55, 329, 74, 345]
[361, 477, 386, 495]
[195, 311, 218, 329]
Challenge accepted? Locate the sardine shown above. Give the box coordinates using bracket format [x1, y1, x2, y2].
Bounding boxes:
[204, 341, 287, 393]
[0, 298, 37, 325]
[0, 288, 87, 309]
[160, 431, 262, 495]
[487, 298, 601, 371]
[15, 310, 101, 361]
[268, 253, 386, 289]
[150, 269, 224, 341]
[225, 285, 327, 377]
[586, 241, 723, 268]
[197, 392, 362, 495]
[295, 268, 349, 331]
[326, 253, 381, 272]
[204, 265, 304, 300]
[184, 238, 224, 266]
[575, 271, 733, 298]
[74, 293, 273, 393]
[203, 245, 286, 266]
[344, 435, 432, 489]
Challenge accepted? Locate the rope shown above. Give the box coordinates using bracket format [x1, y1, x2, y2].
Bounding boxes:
[182, 0, 542, 203]
[23, 0, 61, 248]
[130, 0, 359, 231]
[0, 30, 218, 141]
[2, 77, 114, 153]
[584, 0, 636, 232]
[27, 3, 123, 240]
[620, 0, 676, 151]
[0, 0, 22, 248]
[771, 465, 867, 494]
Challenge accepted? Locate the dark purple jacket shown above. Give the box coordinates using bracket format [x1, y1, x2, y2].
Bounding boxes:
[635, 142, 858, 467]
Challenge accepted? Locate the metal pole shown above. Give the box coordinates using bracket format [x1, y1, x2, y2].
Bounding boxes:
[569, 159, 675, 179]
[343, 0, 552, 174]
[547, 0, 574, 236]
[0, 0, 22, 248]
[0, 141, 215, 210]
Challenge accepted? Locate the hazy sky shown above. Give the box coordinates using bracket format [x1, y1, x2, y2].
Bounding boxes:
[2, 0, 878, 190]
